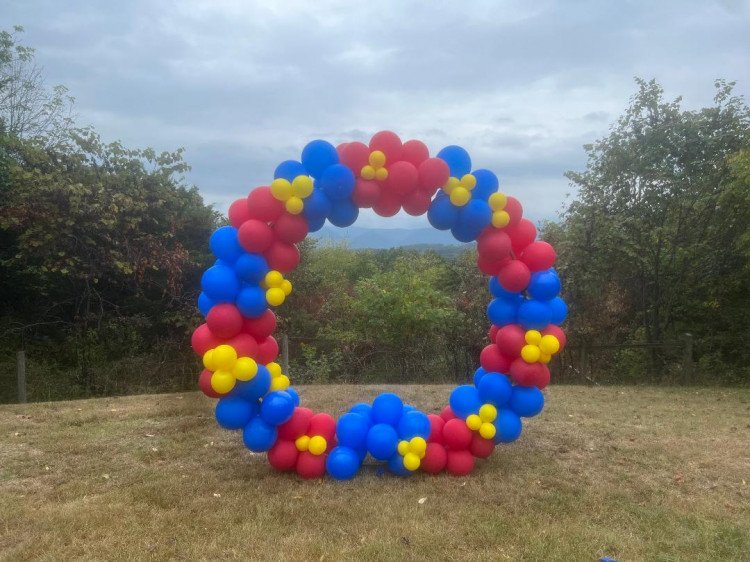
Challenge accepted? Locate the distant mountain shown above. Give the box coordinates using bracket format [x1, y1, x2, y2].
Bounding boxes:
[311, 226, 469, 249]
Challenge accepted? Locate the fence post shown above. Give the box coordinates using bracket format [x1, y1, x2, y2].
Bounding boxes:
[17, 350, 27, 403]
[281, 334, 290, 375]
[682, 333, 693, 385]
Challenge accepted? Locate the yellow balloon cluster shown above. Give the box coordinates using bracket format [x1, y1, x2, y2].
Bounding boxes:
[203, 344, 258, 394]
[488, 192, 511, 228]
[361, 150, 388, 181]
[295, 434, 328, 456]
[397, 436, 427, 471]
[520, 330, 560, 364]
[466, 403, 497, 439]
[267, 361, 291, 391]
[443, 174, 477, 206]
[270, 174, 314, 214]
[262, 270, 293, 307]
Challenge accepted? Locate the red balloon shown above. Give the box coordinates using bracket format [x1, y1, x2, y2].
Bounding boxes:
[238, 219, 274, 253]
[497, 260, 531, 292]
[418, 158, 450, 195]
[338, 141, 369, 173]
[504, 196, 523, 226]
[198, 369, 221, 398]
[268, 440, 299, 471]
[480, 344, 511, 373]
[542, 325, 567, 351]
[401, 139, 429, 167]
[489, 324, 499, 342]
[477, 229, 512, 263]
[206, 303, 243, 339]
[440, 405, 457, 422]
[401, 190, 431, 216]
[427, 414, 445, 444]
[278, 407, 314, 440]
[446, 449, 476, 475]
[247, 186, 285, 222]
[308, 412, 336, 443]
[225, 333, 259, 359]
[386, 161, 418, 196]
[264, 241, 300, 273]
[191, 323, 220, 356]
[477, 254, 508, 276]
[520, 241, 556, 272]
[442, 418, 472, 450]
[242, 310, 276, 339]
[369, 130, 403, 163]
[296, 451, 327, 479]
[228, 198, 251, 228]
[533, 364, 551, 389]
[509, 357, 546, 386]
[421, 443, 448, 474]
[469, 433, 495, 459]
[274, 213, 309, 244]
[352, 178, 381, 208]
[505, 218, 537, 255]
[495, 325, 526, 357]
[372, 191, 401, 217]
[256, 336, 279, 364]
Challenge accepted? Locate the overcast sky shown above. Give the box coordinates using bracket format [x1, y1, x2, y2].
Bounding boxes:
[4, 0, 749, 227]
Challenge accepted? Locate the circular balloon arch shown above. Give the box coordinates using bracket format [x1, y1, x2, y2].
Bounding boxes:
[191, 131, 567, 480]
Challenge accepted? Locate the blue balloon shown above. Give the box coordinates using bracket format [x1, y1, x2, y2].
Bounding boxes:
[471, 169, 499, 201]
[548, 296, 568, 325]
[451, 221, 484, 243]
[427, 194, 459, 230]
[349, 403, 373, 425]
[517, 299, 552, 330]
[234, 253, 269, 284]
[274, 159, 307, 181]
[201, 263, 241, 302]
[478, 373, 513, 406]
[306, 213, 326, 233]
[487, 297, 518, 326]
[489, 276, 520, 299]
[301, 140, 339, 179]
[366, 423, 398, 460]
[286, 387, 300, 407]
[402, 404, 416, 414]
[437, 145, 472, 177]
[235, 285, 267, 318]
[302, 188, 332, 224]
[336, 412, 370, 450]
[371, 393, 403, 426]
[458, 199, 492, 231]
[449, 385, 482, 419]
[528, 269, 561, 301]
[387, 453, 412, 476]
[320, 164, 355, 200]
[473, 367, 487, 387]
[328, 199, 359, 227]
[215, 397, 257, 430]
[326, 446, 362, 480]
[259, 390, 296, 426]
[232, 365, 271, 401]
[242, 417, 277, 452]
[509, 386, 545, 417]
[209, 226, 244, 264]
[198, 292, 214, 317]
[494, 409, 522, 443]
[397, 410, 431, 440]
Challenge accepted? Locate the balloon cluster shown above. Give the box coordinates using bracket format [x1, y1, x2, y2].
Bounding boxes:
[192, 131, 567, 479]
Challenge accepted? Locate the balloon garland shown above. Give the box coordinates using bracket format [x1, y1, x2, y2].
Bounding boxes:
[192, 131, 567, 479]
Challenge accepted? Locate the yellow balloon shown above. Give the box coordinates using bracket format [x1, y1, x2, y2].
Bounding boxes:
[267, 362, 282, 378]
[270, 178, 293, 201]
[443, 176, 460, 194]
[202, 349, 216, 371]
[521, 344, 541, 363]
[488, 192, 507, 211]
[403, 452, 420, 471]
[450, 186, 471, 206]
[232, 357, 258, 381]
[479, 422, 497, 440]
[266, 287, 286, 306]
[397, 440, 409, 456]
[369, 150, 386, 168]
[212, 345, 237, 371]
[291, 175, 313, 198]
[375, 167, 388, 181]
[525, 329, 542, 346]
[270, 374, 290, 391]
[409, 436, 427, 457]
[360, 165, 375, 180]
[265, 270, 284, 288]
[540, 334, 560, 355]
[309, 435, 327, 456]
[479, 403, 498, 423]
[280, 279, 293, 296]
[295, 435, 310, 452]
[466, 414, 482, 431]
[460, 174, 477, 190]
[539, 352, 552, 364]
[285, 196, 304, 215]
[210, 371, 235, 394]
[492, 210, 510, 228]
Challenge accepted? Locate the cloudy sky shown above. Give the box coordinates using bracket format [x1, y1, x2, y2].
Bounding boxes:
[4, 0, 749, 227]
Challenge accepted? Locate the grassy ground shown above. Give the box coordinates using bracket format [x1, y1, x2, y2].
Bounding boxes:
[1, 385, 748, 561]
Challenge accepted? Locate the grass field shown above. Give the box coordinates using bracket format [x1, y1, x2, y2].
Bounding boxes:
[1, 385, 749, 561]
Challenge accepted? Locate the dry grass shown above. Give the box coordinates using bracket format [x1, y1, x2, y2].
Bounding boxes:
[1, 385, 749, 561]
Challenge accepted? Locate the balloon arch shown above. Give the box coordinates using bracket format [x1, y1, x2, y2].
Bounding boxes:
[191, 131, 567, 479]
